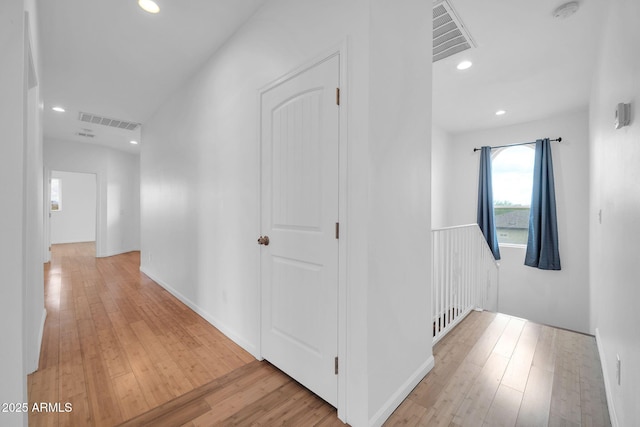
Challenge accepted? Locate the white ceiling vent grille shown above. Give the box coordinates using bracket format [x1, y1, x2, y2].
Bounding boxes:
[433, 0, 476, 63]
[78, 112, 140, 131]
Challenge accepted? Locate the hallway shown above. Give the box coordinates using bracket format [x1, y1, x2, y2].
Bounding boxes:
[28, 244, 610, 426]
[28, 243, 257, 425]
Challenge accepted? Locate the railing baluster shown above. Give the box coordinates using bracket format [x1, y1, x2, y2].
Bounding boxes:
[447, 230, 452, 328]
[431, 224, 499, 344]
[436, 231, 439, 337]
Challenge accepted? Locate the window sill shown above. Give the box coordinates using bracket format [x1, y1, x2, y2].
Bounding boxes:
[499, 243, 526, 249]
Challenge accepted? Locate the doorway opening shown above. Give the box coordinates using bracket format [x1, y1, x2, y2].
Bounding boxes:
[49, 171, 98, 254]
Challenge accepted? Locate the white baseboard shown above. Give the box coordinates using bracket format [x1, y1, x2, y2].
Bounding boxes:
[139, 266, 259, 359]
[38, 308, 47, 348]
[28, 308, 47, 374]
[368, 355, 435, 427]
[595, 328, 618, 427]
[98, 246, 140, 258]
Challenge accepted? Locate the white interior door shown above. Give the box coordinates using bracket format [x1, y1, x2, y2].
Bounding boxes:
[260, 54, 340, 406]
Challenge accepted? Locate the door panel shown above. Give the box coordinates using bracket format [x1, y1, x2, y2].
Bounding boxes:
[271, 90, 323, 231]
[260, 54, 340, 406]
[271, 256, 323, 354]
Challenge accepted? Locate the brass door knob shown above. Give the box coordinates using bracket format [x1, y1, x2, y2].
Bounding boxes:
[257, 235, 270, 246]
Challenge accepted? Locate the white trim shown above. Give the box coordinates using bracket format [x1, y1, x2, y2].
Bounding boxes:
[255, 59, 263, 365]
[94, 171, 105, 258]
[38, 308, 47, 356]
[47, 169, 103, 257]
[432, 223, 478, 232]
[595, 328, 619, 427]
[336, 39, 349, 424]
[98, 246, 140, 258]
[498, 243, 527, 249]
[258, 45, 341, 96]
[28, 308, 47, 374]
[43, 167, 51, 263]
[368, 356, 435, 427]
[139, 266, 259, 359]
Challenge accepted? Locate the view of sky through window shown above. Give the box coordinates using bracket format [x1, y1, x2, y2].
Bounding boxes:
[492, 146, 535, 206]
[492, 146, 535, 245]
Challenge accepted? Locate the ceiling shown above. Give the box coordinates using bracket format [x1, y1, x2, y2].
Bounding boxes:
[433, 0, 607, 134]
[39, 0, 607, 152]
[39, 0, 267, 153]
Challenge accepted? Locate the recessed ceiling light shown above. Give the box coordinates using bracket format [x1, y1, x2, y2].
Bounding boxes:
[138, 0, 160, 14]
[495, 110, 506, 116]
[130, 140, 139, 145]
[52, 106, 65, 113]
[456, 60, 473, 70]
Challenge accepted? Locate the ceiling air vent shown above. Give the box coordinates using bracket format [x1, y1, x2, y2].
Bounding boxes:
[433, 0, 476, 63]
[76, 132, 95, 138]
[78, 112, 140, 131]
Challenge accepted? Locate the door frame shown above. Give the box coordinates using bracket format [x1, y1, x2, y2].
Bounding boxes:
[257, 42, 348, 421]
[46, 169, 102, 257]
[44, 166, 51, 263]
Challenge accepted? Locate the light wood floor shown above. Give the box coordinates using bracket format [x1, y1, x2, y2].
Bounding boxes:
[29, 243, 260, 426]
[29, 243, 610, 426]
[386, 312, 611, 426]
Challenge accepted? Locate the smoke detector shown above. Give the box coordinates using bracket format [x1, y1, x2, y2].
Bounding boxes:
[553, 2, 580, 19]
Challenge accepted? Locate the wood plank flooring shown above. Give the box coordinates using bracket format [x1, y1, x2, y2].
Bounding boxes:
[386, 312, 611, 427]
[28, 243, 258, 426]
[29, 243, 610, 426]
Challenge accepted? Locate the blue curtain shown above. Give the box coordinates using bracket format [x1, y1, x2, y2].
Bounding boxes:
[525, 139, 561, 270]
[477, 146, 501, 260]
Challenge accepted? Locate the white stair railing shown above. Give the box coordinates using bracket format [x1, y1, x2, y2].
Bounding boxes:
[432, 224, 499, 344]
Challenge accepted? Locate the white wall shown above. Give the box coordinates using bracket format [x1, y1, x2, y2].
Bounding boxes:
[0, 2, 28, 424]
[107, 148, 141, 254]
[141, 2, 367, 422]
[367, 1, 432, 424]
[0, 0, 44, 425]
[437, 111, 590, 333]
[140, 1, 432, 425]
[431, 125, 452, 228]
[51, 171, 96, 244]
[589, 0, 640, 425]
[45, 139, 140, 256]
[23, 0, 46, 379]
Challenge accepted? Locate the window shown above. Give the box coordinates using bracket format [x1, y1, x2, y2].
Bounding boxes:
[51, 178, 61, 211]
[492, 146, 535, 245]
